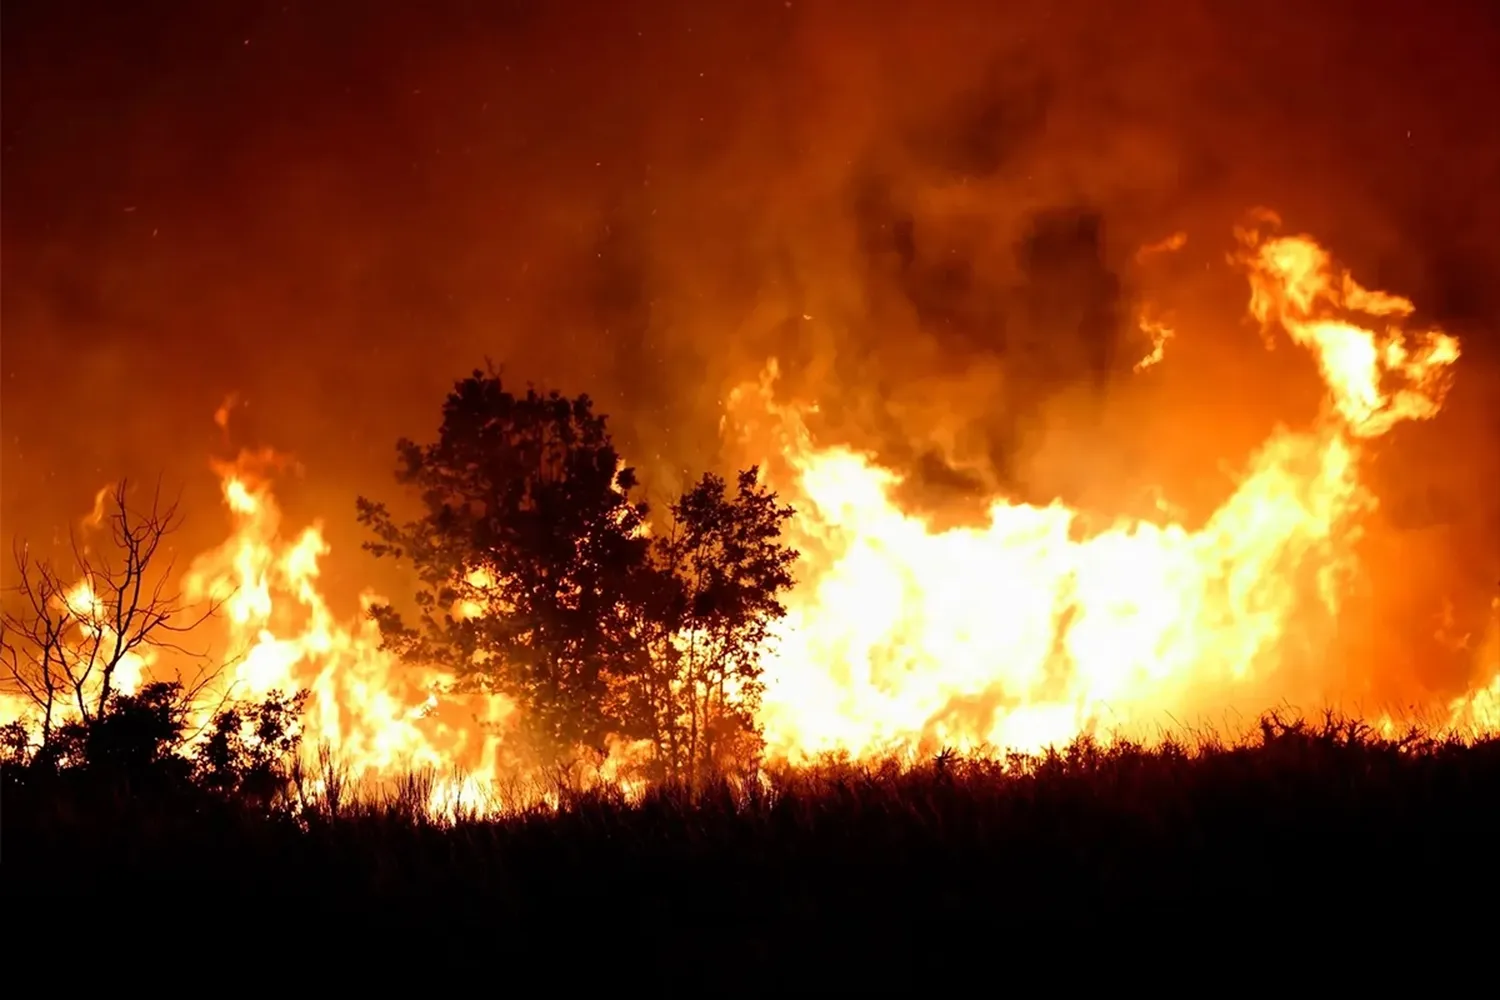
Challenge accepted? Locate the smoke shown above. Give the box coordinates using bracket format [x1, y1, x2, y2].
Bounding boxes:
[3, 0, 1498, 650]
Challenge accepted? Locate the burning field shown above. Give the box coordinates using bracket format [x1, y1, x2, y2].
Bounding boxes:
[3, 214, 1495, 818]
[5, 1, 1500, 952]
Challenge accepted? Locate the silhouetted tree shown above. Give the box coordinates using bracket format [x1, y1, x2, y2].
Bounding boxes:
[359, 368, 802, 777]
[356, 368, 653, 765]
[634, 469, 798, 784]
[0, 479, 221, 752]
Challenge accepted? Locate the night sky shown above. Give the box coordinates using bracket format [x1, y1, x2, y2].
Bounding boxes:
[4, 0, 1499, 628]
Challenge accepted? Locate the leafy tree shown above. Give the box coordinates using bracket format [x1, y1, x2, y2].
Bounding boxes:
[356, 369, 653, 765]
[358, 367, 802, 779]
[633, 469, 798, 784]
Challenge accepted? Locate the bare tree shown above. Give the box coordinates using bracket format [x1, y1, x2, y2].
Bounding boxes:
[0, 478, 222, 750]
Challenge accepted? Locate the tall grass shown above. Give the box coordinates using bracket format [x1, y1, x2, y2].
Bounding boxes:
[6, 711, 1498, 965]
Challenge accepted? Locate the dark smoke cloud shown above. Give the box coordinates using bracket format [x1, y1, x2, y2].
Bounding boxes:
[3, 0, 1498, 657]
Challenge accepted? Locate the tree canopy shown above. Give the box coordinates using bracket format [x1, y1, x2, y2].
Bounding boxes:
[357, 368, 798, 777]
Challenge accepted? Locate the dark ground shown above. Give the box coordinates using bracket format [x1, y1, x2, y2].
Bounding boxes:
[6, 715, 1497, 974]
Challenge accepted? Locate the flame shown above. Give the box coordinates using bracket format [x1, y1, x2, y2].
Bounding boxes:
[1237, 214, 1460, 438]
[1445, 597, 1500, 732]
[3, 219, 1494, 806]
[80, 486, 112, 530]
[1132, 231, 1186, 372]
[734, 220, 1475, 760]
[61, 576, 154, 701]
[1133, 314, 1175, 373]
[176, 451, 515, 815]
[0, 564, 155, 733]
[1136, 230, 1188, 262]
[214, 392, 243, 432]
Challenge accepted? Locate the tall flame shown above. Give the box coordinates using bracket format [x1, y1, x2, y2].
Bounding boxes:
[1238, 214, 1461, 437]
[740, 216, 1472, 758]
[176, 450, 513, 812]
[2, 219, 1493, 806]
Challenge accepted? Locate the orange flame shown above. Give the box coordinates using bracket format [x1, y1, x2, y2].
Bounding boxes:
[732, 219, 1472, 760]
[1133, 314, 1175, 372]
[175, 451, 514, 813]
[1237, 213, 1460, 437]
[2, 219, 1492, 809]
[1136, 230, 1188, 262]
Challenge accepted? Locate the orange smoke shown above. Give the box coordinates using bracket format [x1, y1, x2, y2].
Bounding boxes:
[2, 218, 1494, 808]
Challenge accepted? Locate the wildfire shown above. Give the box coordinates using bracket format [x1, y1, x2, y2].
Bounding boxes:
[3, 217, 1495, 807]
[738, 216, 1475, 759]
[173, 452, 514, 814]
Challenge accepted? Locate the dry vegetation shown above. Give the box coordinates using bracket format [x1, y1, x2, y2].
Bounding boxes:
[4, 392, 1496, 966]
[5, 709, 1497, 966]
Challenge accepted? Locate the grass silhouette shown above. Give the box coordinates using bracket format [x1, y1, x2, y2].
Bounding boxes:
[6, 708, 1497, 969]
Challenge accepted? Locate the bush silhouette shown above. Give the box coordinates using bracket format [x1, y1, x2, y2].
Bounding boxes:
[35, 680, 193, 785]
[194, 687, 310, 808]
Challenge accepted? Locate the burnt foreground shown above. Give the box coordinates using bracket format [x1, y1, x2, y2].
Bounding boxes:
[6, 714, 1498, 969]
